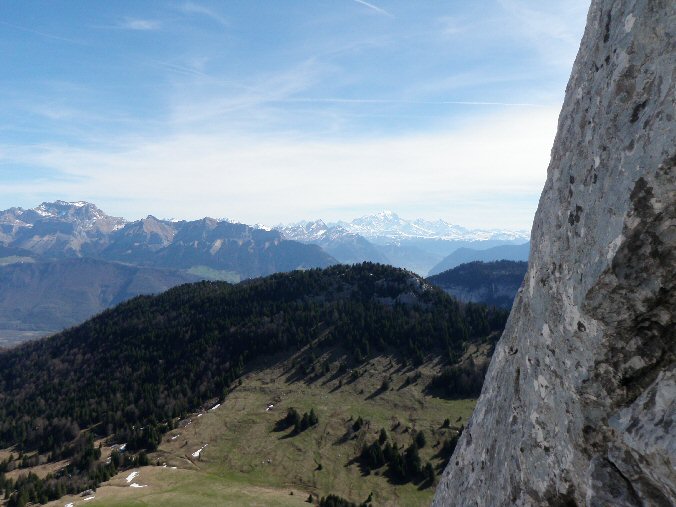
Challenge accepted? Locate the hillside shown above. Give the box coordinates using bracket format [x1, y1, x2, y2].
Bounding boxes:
[428, 242, 530, 276]
[0, 258, 197, 343]
[427, 261, 528, 309]
[44, 354, 478, 507]
[0, 263, 507, 506]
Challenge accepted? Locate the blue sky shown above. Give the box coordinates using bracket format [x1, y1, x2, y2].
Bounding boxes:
[0, 0, 589, 229]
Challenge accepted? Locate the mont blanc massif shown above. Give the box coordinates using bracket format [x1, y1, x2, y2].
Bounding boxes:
[0, 0, 673, 506]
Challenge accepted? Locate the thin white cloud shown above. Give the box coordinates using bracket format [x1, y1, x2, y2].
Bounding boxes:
[353, 0, 393, 18]
[179, 2, 228, 27]
[0, 20, 85, 44]
[275, 98, 546, 107]
[119, 18, 161, 31]
[437, 16, 467, 37]
[0, 107, 559, 229]
[498, 0, 588, 68]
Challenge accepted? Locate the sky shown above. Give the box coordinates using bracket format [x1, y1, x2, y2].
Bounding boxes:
[0, 0, 590, 229]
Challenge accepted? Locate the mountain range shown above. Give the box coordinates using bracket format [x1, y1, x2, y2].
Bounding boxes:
[0, 201, 336, 342]
[278, 211, 530, 274]
[0, 201, 530, 342]
[335, 210, 528, 242]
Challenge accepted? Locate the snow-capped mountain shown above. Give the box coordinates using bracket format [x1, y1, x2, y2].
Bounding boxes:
[280, 220, 349, 243]
[0, 201, 337, 276]
[0, 201, 126, 257]
[277, 212, 530, 274]
[279, 220, 388, 265]
[335, 211, 530, 242]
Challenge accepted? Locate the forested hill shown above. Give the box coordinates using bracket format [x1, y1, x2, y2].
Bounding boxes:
[0, 263, 507, 458]
[427, 260, 528, 308]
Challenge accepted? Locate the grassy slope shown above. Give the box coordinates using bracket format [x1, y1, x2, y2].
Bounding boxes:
[44, 349, 476, 507]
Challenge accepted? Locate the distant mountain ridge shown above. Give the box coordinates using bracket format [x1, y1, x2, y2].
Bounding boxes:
[0, 201, 529, 342]
[428, 242, 530, 276]
[0, 201, 337, 342]
[279, 211, 530, 274]
[279, 220, 389, 265]
[0, 201, 337, 279]
[427, 260, 528, 308]
[0, 257, 198, 334]
[283, 211, 529, 243]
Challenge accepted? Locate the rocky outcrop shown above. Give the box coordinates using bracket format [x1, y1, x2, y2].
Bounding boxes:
[433, 1, 675, 505]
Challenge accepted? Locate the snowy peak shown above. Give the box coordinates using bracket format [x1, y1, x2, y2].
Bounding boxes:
[0, 200, 127, 235]
[29, 201, 126, 230]
[335, 212, 529, 242]
[280, 220, 344, 242]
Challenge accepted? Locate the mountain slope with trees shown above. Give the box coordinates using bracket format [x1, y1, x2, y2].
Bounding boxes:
[0, 263, 507, 505]
[427, 260, 528, 308]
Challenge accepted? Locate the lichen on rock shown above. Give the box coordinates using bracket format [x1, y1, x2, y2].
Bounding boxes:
[432, 0, 675, 505]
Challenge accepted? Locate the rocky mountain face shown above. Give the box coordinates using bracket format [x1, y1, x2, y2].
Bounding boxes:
[427, 261, 528, 309]
[433, 1, 675, 505]
[0, 201, 125, 258]
[0, 202, 337, 279]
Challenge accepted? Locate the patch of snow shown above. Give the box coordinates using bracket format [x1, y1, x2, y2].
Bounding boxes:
[266, 404, 274, 412]
[126, 470, 140, 483]
[170, 434, 180, 440]
[192, 444, 208, 458]
[83, 496, 95, 502]
[197, 413, 203, 417]
[209, 403, 221, 411]
[130, 483, 147, 488]
[33, 206, 54, 217]
[65, 503, 74, 507]
[117, 443, 127, 451]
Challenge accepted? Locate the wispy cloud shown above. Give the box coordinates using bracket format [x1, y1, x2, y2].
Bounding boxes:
[119, 18, 161, 31]
[0, 20, 85, 44]
[179, 2, 228, 27]
[353, 0, 393, 18]
[0, 107, 558, 229]
[274, 98, 546, 107]
[498, 0, 588, 68]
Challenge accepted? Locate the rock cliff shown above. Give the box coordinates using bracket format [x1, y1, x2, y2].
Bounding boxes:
[432, 0, 675, 505]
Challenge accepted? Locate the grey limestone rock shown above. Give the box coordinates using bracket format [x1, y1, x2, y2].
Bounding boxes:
[432, 0, 675, 505]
